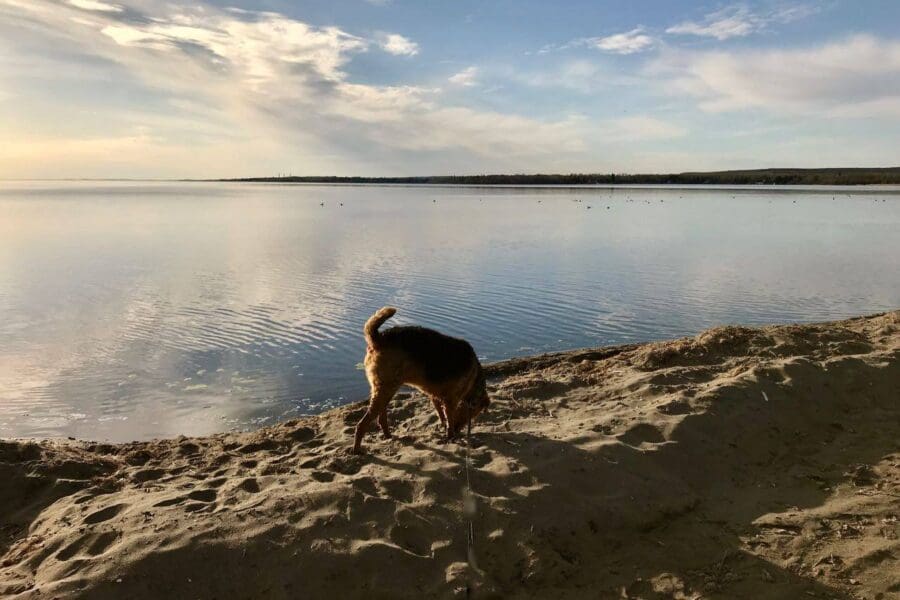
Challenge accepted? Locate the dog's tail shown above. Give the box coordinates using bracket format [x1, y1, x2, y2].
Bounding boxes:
[364, 306, 397, 349]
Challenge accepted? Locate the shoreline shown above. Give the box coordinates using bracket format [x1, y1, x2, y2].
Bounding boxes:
[214, 181, 900, 193]
[2, 310, 898, 599]
[7, 179, 900, 192]
[216, 166, 900, 187]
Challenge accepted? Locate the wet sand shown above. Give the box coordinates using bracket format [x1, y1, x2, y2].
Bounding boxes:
[2, 311, 898, 599]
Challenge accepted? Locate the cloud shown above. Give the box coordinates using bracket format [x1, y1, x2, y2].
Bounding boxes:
[667, 6, 756, 40]
[666, 3, 818, 40]
[377, 33, 418, 56]
[68, 0, 122, 12]
[591, 28, 655, 55]
[653, 35, 900, 117]
[0, 1, 587, 176]
[539, 28, 655, 56]
[97, 14, 368, 86]
[448, 66, 478, 86]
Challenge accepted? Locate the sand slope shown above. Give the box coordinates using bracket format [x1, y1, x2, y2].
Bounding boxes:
[1, 311, 898, 599]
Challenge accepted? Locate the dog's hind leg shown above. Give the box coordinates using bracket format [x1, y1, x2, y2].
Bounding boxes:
[436, 396, 460, 443]
[353, 381, 400, 453]
[429, 395, 448, 430]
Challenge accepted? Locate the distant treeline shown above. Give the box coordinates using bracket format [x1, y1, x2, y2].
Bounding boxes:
[224, 167, 900, 186]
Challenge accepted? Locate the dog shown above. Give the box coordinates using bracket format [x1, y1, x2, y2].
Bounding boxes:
[352, 307, 490, 453]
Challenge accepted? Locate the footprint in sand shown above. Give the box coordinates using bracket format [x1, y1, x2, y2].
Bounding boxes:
[153, 496, 184, 508]
[350, 476, 378, 495]
[237, 478, 260, 493]
[237, 439, 279, 454]
[210, 453, 233, 467]
[132, 468, 166, 484]
[617, 423, 666, 447]
[56, 538, 85, 561]
[469, 451, 493, 469]
[299, 455, 324, 469]
[85, 531, 119, 556]
[311, 470, 335, 482]
[186, 489, 217, 503]
[379, 479, 415, 504]
[74, 492, 102, 505]
[322, 455, 363, 476]
[56, 531, 119, 561]
[152, 488, 216, 509]
[343, 409, 366, 426]
[657, 399, 692, 415]
[289, 427, 316, 443]
[83, 504, 126, 525]
[389, 509, 432, 557]
[205, 477, 228, 489]
[178, 442, 200, 456]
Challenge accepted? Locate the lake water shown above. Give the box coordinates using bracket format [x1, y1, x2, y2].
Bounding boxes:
[1, 181, 898, 442]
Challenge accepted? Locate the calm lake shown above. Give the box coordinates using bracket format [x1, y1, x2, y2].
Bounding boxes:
[1, 181, 898, 441]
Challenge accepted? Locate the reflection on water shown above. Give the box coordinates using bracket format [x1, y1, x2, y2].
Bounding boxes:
[1, 181, 898, 441]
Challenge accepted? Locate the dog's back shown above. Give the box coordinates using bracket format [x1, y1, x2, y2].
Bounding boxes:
[378, 325, 477, 383]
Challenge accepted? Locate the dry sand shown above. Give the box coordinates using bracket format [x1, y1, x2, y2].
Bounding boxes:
[1, 311, 898, 599]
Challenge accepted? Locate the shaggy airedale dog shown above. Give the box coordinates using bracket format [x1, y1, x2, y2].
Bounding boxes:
[352, 307, 490, 453]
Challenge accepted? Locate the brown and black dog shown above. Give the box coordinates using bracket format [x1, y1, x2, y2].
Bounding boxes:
[352, 307, 490, 453]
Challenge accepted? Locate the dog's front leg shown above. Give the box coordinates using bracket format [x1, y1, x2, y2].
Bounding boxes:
[430, 396, 448, 430]
[445, 421, 458, 443]
[353, 383, 399, 453]
[353, 409, 375, 454]
[377, 408, 392, 439]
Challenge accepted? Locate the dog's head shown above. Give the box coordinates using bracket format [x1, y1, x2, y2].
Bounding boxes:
[450, 367, 490, 435]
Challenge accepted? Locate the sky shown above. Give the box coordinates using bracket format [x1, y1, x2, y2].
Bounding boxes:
[1, 0, 899, 178]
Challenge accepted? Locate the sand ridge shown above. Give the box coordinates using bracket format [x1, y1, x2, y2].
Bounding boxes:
[1, 311, 898, 599]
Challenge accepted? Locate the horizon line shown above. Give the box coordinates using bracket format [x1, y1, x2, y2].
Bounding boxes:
[3, 165, 900, 183]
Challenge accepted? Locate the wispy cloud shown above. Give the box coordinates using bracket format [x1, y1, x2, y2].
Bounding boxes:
[377, 33, 419, 56]
[667, 3, 818, 40]
[448, 66, 479, 86]
[592, 28, 655, 55]
[68, 0, 122, 12]
[539, 28, 655, 56]
[653, 35, 900, 117]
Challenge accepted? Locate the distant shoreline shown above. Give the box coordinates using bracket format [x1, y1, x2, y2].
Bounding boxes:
[5, 167, 900, 186]
[220, 167, 900, 186]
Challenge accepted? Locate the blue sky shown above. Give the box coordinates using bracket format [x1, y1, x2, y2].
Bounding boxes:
[1, 0, 898, 178]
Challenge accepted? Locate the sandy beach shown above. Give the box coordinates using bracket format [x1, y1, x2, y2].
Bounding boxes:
[1, 311, 898, 599]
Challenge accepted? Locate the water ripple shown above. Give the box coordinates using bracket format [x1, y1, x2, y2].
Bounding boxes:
[1, 182, 898, 440]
